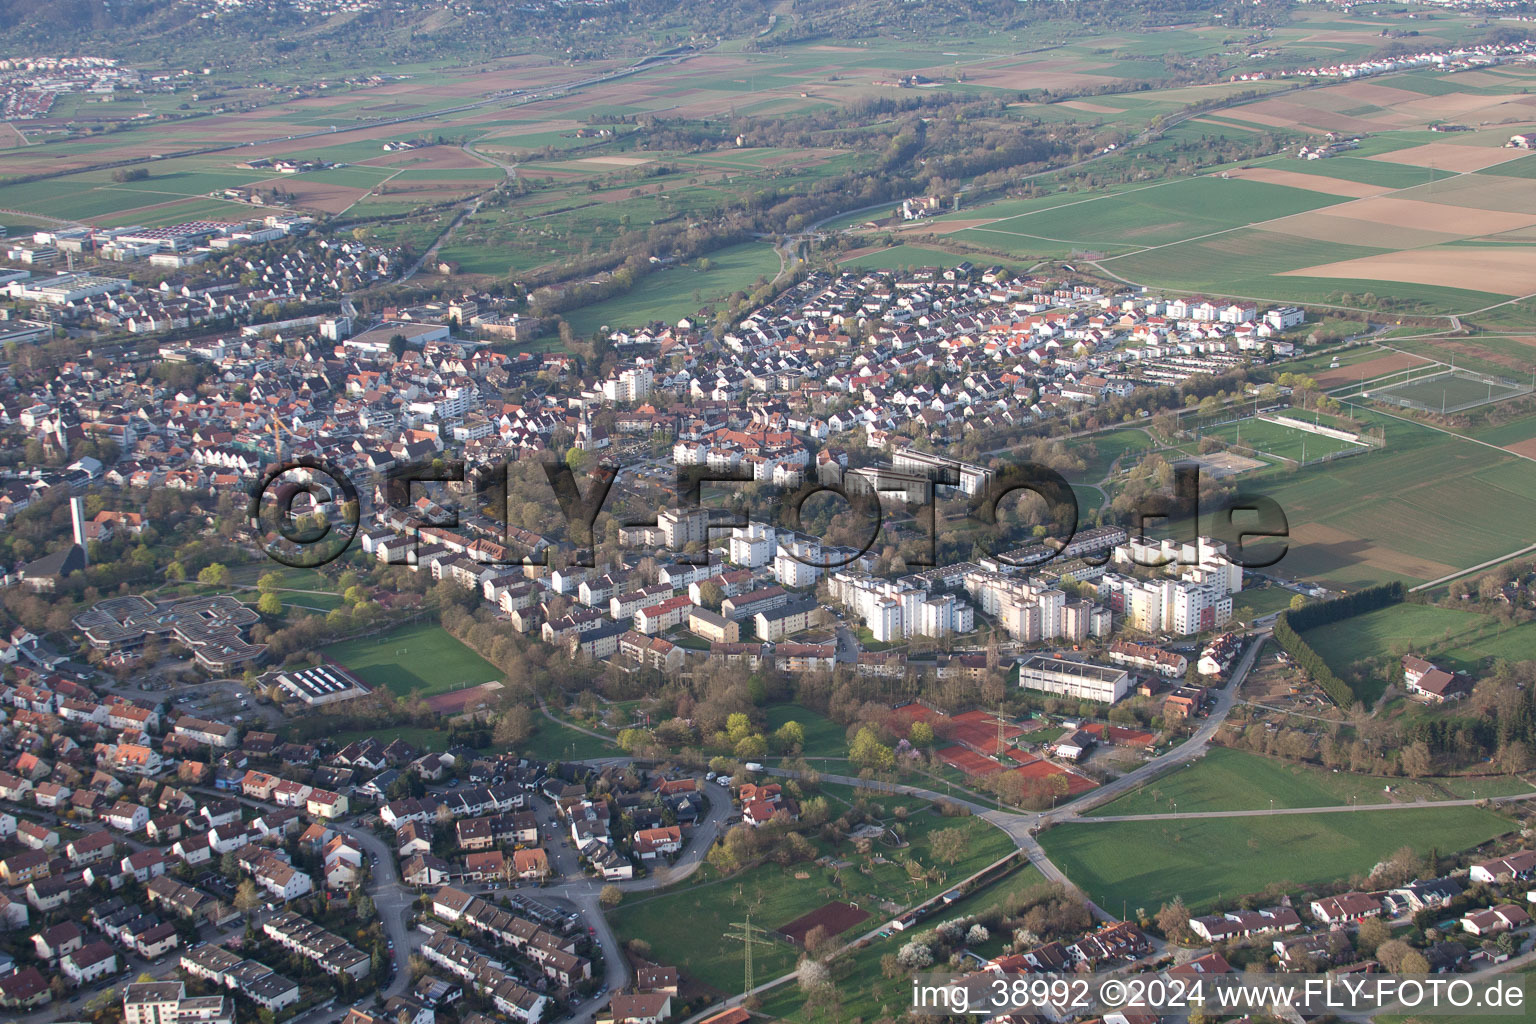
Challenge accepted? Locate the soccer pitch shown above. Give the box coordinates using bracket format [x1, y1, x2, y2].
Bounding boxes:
[1367, 370, 1530, 414]
[321, 621, 500, 696]
[1201, 416, 1364, 464]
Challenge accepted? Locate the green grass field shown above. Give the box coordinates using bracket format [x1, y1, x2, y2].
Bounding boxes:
[1218, 407, 1536, 590]
[327, 725, 458, 751]
[965, 175, 1344, 249]
[560, 241, 781, 336]
[764, 703, 847, 759]
[610, 810, 1014, 992]
[1200, 416, 1365, 463]
[321, 621, 500, 697]
[1301, 602, 1536, 701]
[1090, 747, 1532, 817]
[1064, 426, 1159, 483]
[1368, 372, 1527, 413]
[520, 718, 614, 762]
[756, 861, 1047, 1022]
[1040, 804, 1515, 913]
[1234, 583, 1300, 621]
[837, 244, 975, 270]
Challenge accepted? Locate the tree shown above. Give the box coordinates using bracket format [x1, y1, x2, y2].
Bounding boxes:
[257, 592, 283, 616]
[257, 571, 283, 593]
[599, 884, 623, 908]
[897, 940, 934, 969]
[1156, 897, 1191, 941]
[930, 827, 967, 866]
[696, 580, 725, 610]
[849, 726, 895, 771]
[1398, 950, 1430, 975]
[734, 733, 768, 760]
[1289, 594, 1308, 612]
[798, 957, 832, 992]
[1356, 917, 1391, 956]
[726, 712, 753, 743]
[198, 562, 231, 586]
[772, 720, 806, 753]
[494, 705, 535, 749]
[966, 923, 989, 946]
[1400, 740, 1433, 777]
[1375, 939, 1412, 973]
[909, 721, 935, 747]
[235, 879, 263, 915]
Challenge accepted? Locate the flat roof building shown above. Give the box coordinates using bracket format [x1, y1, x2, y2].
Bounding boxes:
[1018, 654, 1130, 704]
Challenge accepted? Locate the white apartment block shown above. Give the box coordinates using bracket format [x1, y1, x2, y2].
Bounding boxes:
[658, 508, 709, 549]
[603, 365, 653, 404]
[891, 447, 993, 496]
[774, 535, 822, 588]
[1098, 573, 1232, 636]
[964, 569, 1067, 643]
[827, 570, 973, 641]
[1114, 536, 1242, 594]
[729, 522, 777, 567]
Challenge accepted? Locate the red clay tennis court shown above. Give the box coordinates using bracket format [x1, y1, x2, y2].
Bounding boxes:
[938, 745, 1005, 776]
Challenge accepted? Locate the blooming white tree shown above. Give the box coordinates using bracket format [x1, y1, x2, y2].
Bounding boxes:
[797, 957, 832, 992]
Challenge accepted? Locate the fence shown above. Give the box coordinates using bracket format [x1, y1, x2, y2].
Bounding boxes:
[1365, 369, 1533, 415]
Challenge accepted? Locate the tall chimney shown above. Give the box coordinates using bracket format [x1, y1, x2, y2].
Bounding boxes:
[70, 496, 88, 567]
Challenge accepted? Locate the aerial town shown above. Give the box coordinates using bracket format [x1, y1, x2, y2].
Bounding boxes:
[1, 2, 1535, 1024]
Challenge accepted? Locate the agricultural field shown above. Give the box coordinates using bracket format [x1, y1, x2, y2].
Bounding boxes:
[320, 621, 501, 697]
[562, 241, 782, 337]
[953, 176, 1343, 250]
[1089, 747, 1532, 818]
[1039, 804, 1515, 913]
[891, 87, 1536, 317]
[1211, 406, 1536, 590]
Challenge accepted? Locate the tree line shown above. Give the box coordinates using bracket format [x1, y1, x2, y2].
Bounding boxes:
[1272, 582, 1405, 707]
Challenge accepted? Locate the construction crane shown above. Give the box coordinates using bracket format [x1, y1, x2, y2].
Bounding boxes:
[267, 409, 298, 461]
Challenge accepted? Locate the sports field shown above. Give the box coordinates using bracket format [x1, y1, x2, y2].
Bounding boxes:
[1201, 416, 1365, 464]
[1040, 804, 1514, 913]
[1219, 407, 1536, 590]
[1366, 370, 1529, 413]
[321, 621, 501, 697]
[1089, 747, 1532, 817]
